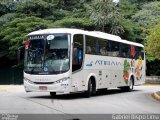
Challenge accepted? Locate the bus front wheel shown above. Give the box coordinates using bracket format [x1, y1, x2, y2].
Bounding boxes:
[84, 80, 92, 97]
[50, 92, 56, 97]
[84, 78, 96, 97]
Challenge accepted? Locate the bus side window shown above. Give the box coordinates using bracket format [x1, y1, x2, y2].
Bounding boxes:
[72, 34, 84, 72]
[107, 41, 120, 57]
[86, 35, 97, 55]
[121, 43, 130, 58]
[135, 47, 144, 60]
[106, 40, 112, 56]
[99, 38, 107, 56]
[135, 47, 140, 59]
[111, 41, 120, 57]
[86, 46, 92, 54]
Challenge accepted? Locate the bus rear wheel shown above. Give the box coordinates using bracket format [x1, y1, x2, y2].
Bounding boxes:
[50, 92, 56, 97]
[128, 77, 134, 91]
[121, 77, 134, 92]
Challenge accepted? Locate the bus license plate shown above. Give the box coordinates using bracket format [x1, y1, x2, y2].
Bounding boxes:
[39, 86, 47, 90]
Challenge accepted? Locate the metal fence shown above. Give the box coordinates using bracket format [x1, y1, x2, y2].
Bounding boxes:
[0, 68, 23, 84]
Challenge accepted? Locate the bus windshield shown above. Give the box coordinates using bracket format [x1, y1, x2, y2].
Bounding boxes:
[24, 34, 70, 74]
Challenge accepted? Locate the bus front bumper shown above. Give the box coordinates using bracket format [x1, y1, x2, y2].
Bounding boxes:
[24, 79, 73, 93]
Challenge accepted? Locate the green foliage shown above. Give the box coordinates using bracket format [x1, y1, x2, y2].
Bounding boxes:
[45, 9, 70, 21]
[53, 17, 94, 30]
[132, 1, 160, 28]
[16, 0, 55, 17]
[87, 0, 124, 35]
[0, 3, 9, 16]
[145, 20, 160, 60]
[146, 60, 160, 76]
[0, 16, 53, 59]
[45, 0, 88, 21]
[119, 0, 138, 19]
[120, 19, 143, 42]
[0, 13, 16, 28]
[52, 0, 86, 11]
[0, 0, 17, 16]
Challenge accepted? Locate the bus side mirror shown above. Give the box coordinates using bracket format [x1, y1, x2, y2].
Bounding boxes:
[17, 46, 25, 62]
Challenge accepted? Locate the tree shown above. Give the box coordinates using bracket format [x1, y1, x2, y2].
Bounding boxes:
[0, 0, 17, 16]
[52, 17, 94, 30]
[87, 0, 124, 35]
[16, 0, 55, 18]
[45, 0, 89, 21]
[0, 13, 16, 28]
[119, 0, 138, 19]
[119, 0, 151, 43]
[120, 19, 143, 42]
[132, 1, 160, 28]
[120, 1, 160, 43]
[0, 16, 53, 59]
[145, 21, 160, 60]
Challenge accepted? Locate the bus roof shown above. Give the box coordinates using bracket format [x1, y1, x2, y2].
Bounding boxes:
[28, 28, 144, 47]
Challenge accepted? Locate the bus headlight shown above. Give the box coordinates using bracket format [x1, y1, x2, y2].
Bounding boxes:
[24, 78, 34, 84]
[54, 77, 69, 84]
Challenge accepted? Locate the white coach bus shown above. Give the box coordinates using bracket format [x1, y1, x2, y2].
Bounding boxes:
[23, 28, 145, 97]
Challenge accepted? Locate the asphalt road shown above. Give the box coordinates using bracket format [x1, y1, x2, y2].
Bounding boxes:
[0, 85, 159, 114]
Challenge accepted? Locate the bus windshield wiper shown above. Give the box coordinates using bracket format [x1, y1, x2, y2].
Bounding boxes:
[31, 64, 40, 74]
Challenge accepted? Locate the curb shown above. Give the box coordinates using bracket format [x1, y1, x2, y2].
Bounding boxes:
[153, 91, 160, 101]
[0, 85, 19, 91]
[142, 84, 160, 86]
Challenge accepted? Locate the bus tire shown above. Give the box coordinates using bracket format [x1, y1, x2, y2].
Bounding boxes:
[121, 77, 134, 92]
[50, 92, 56, 97]
[84, 79, 92, 98]
[128, 76, 134, 91]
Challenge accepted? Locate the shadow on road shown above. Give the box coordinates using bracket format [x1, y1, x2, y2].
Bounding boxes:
[29, 89, 141, 100]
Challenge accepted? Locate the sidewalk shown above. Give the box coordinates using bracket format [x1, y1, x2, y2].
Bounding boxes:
[141, 83, 160, 86]
[0, 85, 21, 91]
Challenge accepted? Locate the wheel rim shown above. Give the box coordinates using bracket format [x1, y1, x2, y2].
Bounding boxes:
[90, 82, 92, 93]
[129, 79, 133, 90]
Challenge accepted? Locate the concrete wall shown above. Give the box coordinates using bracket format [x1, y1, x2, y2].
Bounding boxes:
[146, 76, 160, 84]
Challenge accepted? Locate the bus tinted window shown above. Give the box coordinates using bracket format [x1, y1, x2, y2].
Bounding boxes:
[120, 43, 130, 58]
[85, 35, 144, 59]
[135, 47, 144, 60]
[108, 41, 120, 57]
[86, 35, 97, 55]
[86, 36, 107, 56]
[99, 38, 107, 56]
